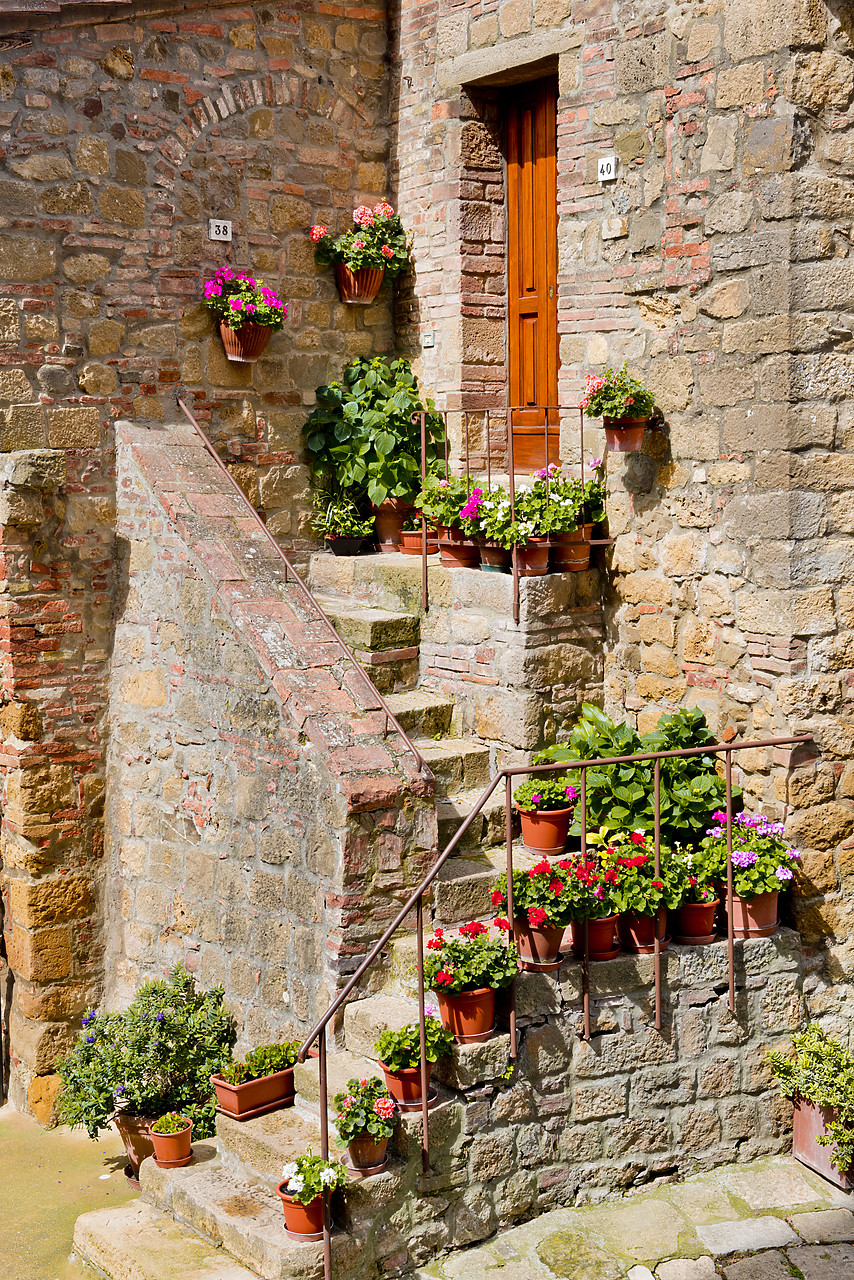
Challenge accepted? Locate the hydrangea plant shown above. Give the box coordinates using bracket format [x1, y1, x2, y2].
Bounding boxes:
[333, 1076, 397, 1146]
[423, 922, 519, 996]
[202, 267, 287, 330]
[280, 1148, 348, 1205]
[700, 811, 801, 898]
[310, 202, 410, 277]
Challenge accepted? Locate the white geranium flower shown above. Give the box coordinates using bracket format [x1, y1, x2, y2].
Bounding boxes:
[282, 1161, 298, 1179]
[288, 1174, 305, 1193]
[320, 1167, 338, 1185]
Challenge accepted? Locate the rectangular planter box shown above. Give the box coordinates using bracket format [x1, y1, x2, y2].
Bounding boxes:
[211, 1068, 295, 1120]
[793, 1098, 854, 1191]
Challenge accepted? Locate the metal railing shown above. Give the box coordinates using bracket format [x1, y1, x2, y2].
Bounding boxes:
[298, 731, 812, 1279]
[414, 405, 613, 623]
[175, 397, 432, 780]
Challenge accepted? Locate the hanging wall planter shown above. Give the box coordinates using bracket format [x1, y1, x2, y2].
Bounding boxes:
[218, 319, 273, 364]
[311, 202, 411, 303]
[335, 264, 385, 305]
[603, 417, 648, 453]
[580, 365, 657, 454]
[201, 267, 287, 364]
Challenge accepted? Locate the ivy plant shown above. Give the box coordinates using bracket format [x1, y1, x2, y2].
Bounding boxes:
[768, 1025, 854, 1172]
[303, 356, 446, 507]
[374, 1018, 454, 1072]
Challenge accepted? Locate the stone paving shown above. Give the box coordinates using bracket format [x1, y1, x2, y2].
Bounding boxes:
[415, 1156, 854, 1280]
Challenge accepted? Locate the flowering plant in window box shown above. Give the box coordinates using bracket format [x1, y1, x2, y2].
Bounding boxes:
[580, 364, 657, 453]
[202, 267, 287, 363]
[310, 201, 411, 303]
[424, 922, 518, 1042]
[333, 1076, 397, 1174]
[277, 1148, 347, 1237]
[700, 810, 800, 939]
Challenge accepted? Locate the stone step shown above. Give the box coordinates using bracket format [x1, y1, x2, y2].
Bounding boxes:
[72, 1199, 259, 1280]
[314, 594, 419, 653]
[437, 786, 509, 851]
[383, 688, 455, 738]
[411, 737, 491, 795]
[343, 993, 418, 1063]
[216, 1103, 323, 1191]
[433, 843, 536, 924]
[293, 1047, 381, 1114]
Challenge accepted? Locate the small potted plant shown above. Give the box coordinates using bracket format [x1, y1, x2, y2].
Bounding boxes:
[513, 775, 578, 855]
[768, 1025, 854, 1191]
[474, 486, 524, 572]
[310, 201, 411, 304]
[277, 1148, 348, 1239]
[580, 364, 657, 453]
[423, 922, 518, 1043]
[417, 474, 482, 568]
[542, 460, 606, 573]
[492, 860, 576, 969]
[512, 481, 556, 576]
[201, 266, 287, 363]
[211, 1042, 300, 1120]
[311, 491, 376, 556]
[672, 849, 719, 945]
[333, 1076, 397, 1175]
[700, 811, 800, 939]
[374, 1017, 454, 1107]
[56, 965, 235, 1186]
[561, 853, 622, 962]
[601, 830, 681, 954]
[150, 1111, 193, 1168]
[398, 511, 439, 556]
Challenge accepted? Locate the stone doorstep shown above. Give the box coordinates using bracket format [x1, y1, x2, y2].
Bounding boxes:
[73, 1201, 260, 1280]
[384, 688, 456, 737]
[413, 736, 492, 793]
[313, 594, 420, 653]
[214, 1108, 325, 1188]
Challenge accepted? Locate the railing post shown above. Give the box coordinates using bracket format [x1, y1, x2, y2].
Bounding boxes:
[581, 765, 590, 1041]
[653, 758, 662, 1032]
[505, 772, 517, 1061]
[319, 1028, 332, 1280]
[416, 897, 430, 1173]
[726, 749, 735, 1014]
[418, 410, 428, 614]
[507, 409, 519, 626]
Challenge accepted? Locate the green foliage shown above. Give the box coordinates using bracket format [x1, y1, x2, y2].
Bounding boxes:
[333, 1076, 397, 1146]
[56, 965, 236, 1140]
[474, 487, 527, 549]
[536, 462, 607, 535]
[701, 811, 801, 898]
[220, 1042, 300, 1085]
[424, 922, 519, 996]
[513, 774, 577, 813]
[374, 1018, 454, 1073]
[588, 829, 683, 913]
[768, 1025, 854, 1172]
[417, 474, 478, 533]
[151, 1111, 190, 1134]
[312, 201, 410, 278]
[311, 492, 375, 540]
[280, 1148, 348, 1205]
[303, 357, 445, 506]
[537, 704, 740, 847]
[580, 363, 656, 420]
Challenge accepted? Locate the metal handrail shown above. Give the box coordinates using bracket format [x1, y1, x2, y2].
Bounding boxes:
[298, 731, 812, 1279]
[174, 397, 431, 780]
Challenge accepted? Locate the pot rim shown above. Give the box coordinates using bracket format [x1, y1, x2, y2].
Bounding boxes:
[436, 985, 494, 999]
[151, 1119, 192, 1136]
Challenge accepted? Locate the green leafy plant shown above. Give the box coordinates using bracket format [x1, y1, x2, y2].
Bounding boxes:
[303, 357, 445, 506]
[701, 811, 801, 898]
[202, 267, 287, 331]
[310, 201, 410, 278]
[56, 965, 236, 1140]
[423, 922, 519, 996]
[580, 364, 656, 420]
[534, 460, 607, 534]
[219, 1042, 300, 1086]
[537, 704, 740, 847]
[671, 847, 718, 905]
[280, 1148, 348, 1205]
[768, 1025, 854, 1172]
[474, 486, 527, 549]
[333, 1076, 397, 1146]
[417, 474, 479, 533]
[513, 775, 577, 813]
[492, 858, 579, 930]
[311, 492, 375, 540]
[151, 1111, 190, 1134]
[374, 1018, 454, 1072]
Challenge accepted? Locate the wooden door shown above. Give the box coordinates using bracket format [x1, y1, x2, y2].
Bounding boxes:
[505, 78, 559, 465]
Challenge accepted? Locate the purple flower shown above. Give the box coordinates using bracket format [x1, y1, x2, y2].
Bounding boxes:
[82, 1010, 97, 1027]
[115, 1085, 126, 1096]
[776, 866, 794, 881]
[565, 785, 578, 801]
[85, 1035, 96, 1044]
[731, 849, 757, 869]
[155, 1012, 165, 1023]
[589, 457, 602, 470]
[786, 848, 801, 861]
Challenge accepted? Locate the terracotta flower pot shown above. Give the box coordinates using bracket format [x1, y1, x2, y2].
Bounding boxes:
[480, 542, 511, 573]
[511, 425, 560, 471]
[347, 1133, 389, 1174]
[515, 917, 565, 969]
[603, 417, 648, 453]
[211, 1068, 295, 1120]
[675, 899, 720, 946]
[550, 525, 594, 573]
[372, 499, 412, 554]
[618, 906, 669, 954]
[436, 525, 480, 568]
[516, 539, 551, 576]
[114, 1113, 155, 1184]
[793, 1098, 854, 1190]
[335, 264, 385, 304]
[277, 1187, 325, 1240]
[379, 1060, 431, 1107]
[151, 1120, 193, 1169]
[218, 320, 273, 363]
[436, 986, 495, 1043]
[325, 536, 373, 557]
[398, 527, 438, 555]
[570, 915, 619, 962]
[725, 889, 779, 939]
[518, 805, 573, 855]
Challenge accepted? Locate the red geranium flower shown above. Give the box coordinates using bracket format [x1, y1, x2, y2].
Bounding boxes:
[550, 880, 563, 896]
[459, 921, 488, 938]
[491, 889, 504, 906]
[527, 907, 549, 927]
[532, 859, 552, 875]
[630, 832, 646, 846]
[652, 880, 663, 889]
[493, 917, 510, 931]
[436, 969, 454, 986]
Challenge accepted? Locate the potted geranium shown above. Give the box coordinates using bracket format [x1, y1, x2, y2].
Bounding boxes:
[311, 492, 376, 556]
[374, 1017, 454, 1107]
[334, 1076, 397, 1175]
[201, 266, 287, 363]
[310, 201, 410, 304]
[542, 460, 606, 573]
[513, 775, 578, 855]
[150, 1112, 193, 1169]
[473, 486, 525, 572]
[701, 810, 800, 938]
[768, 1025, 854, 1191]
[580, 364, 657, 453]
[492, 859, 576, 969]
[560, 852, 622, 961]
[277, 1149, 348, 1239]
[672, 848, 720, 945]
[56, 965, 235, 1185]
[423, 921, 518, 1043]
[211, 1042, 299, 1120]
[304, 356, 445, 551]
[398, 511, 439, 555]
[417, 474, 482, 568]
[597, 830, 681, 954]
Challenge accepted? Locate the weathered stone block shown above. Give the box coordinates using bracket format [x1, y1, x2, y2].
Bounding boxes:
[100, 184, 145, 228]
[46, 407, 101, 448]
[701, 118, 737, 173]
[9, 875, 94, 928]
[615, 34, 668, 94]
[716, 64, 766, 108]
[63, 254, 111, 285]
[6, 923, 72, 981]
[0, 236, 55, 282]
